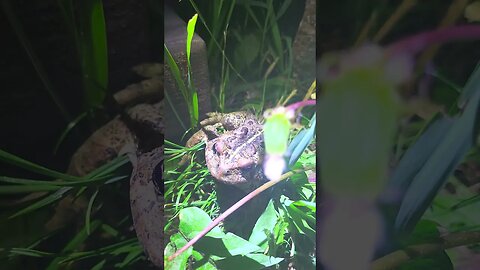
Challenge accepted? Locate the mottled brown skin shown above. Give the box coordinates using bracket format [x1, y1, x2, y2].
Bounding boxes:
[65, 63, 164, 268]
[185, 112, 267, 192]
[129, 147, 164, 268]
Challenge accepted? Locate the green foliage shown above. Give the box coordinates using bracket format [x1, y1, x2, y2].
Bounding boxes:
[165, 194, 315, 270]
[56, 0, 108, 108]
[186, 0, 298, 112]
[164, 2, 315, 268]
[0, 149, 145, 268]
[164, 103, 316, 268]
[164, 13, 201, 129]
[393, 61, 480, 233]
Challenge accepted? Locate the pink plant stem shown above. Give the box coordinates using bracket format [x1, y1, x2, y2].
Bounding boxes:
[386, 25, 480, 56]
[167, 174, 285, 261]
[286, 99, 316, 111]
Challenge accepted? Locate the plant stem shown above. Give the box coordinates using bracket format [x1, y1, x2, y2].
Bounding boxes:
[387, 25, 480, 56]
[373, 0, 417, 43]
[167, 169, 304, 261]
[285, 99, 316, 112]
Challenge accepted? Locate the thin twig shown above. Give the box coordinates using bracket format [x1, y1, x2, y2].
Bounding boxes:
[354, 10, 378, 46]
[386, 25, 480, 56]
[285, 100, 316, 112]
[167, 169, 301, 261]
[373, 0, 417, 43]
[416, 0, 470, 73]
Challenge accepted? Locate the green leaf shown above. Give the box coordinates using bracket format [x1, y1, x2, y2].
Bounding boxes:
[86, 189, 99, 235]
[215, 253, 283, 269]
[91, 259, 106, 270]
[9, 187, 72, 219]
[54, 111, 88, 153]
[165, 233, 192, 270]
[0, 174, 128, 190]
[77, 0, 108, 107]
[186, 13, 198, 71]
[194, 232, 262, 258]
[233, 33, 261, 71]
[46, 220, 102, 270]
[0, 149, 83, 182]
[178, 207, 224, 239]
[381, 115, 454, 204]
[164, 45, 189, 102]
[287, 113, 316, 168]
[249, 199, 277, 248]
[281, 197, 316, 242]
[192, 90, 199, 125]
[458, 61, 480, 107]
[0, 184, 62, 193]
[9, 248, 54, 258]
[400, 219, 441, 246]
[395, 65, 480, 232]
[266, 0, 284, 68]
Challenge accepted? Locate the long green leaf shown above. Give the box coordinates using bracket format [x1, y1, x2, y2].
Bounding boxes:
[0, 149, 83, 182]
[381, 115, 454, 204]
[458, 61, 480, 107]
[0, 185, 61, 194]
[9, 187, 72, 219]
[77, 0, 108, 107]
[45, 219, 102, 270]
[287, 113, 316, 168]
[0, 175, 127, 188]
[54, 111, 88, 154]
[186, 13, 198, 73]
[394, 64, 480, 232]
[186, 13, 199, 126]
[9, 248, 54, 258]
[86, 189, 99, 235]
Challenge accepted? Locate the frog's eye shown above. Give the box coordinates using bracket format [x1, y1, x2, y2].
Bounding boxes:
[239, 127, 249, 136]
[214, 141, 226, 154]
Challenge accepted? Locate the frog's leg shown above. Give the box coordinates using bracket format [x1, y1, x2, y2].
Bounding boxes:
[200, 111, 257, 130]
[200, 112, 226, 126]
[221, 111, 257, 130]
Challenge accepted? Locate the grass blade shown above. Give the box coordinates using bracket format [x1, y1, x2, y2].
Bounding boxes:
[9, 248, 54, 258]
[186, 13, 198, 72]
[54, 111, 88, 154]
[0, 185, 61, 194]
[9, 187, 72, 219]
[77, 0, 108, 107]
[86, 189, 99, 235]
[45, 219, 102, 270]
[0, 149, 83, 182]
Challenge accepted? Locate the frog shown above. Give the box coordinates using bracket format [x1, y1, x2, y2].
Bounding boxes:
[184, 111, 267, 192]
[63, 63, 164, 268]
